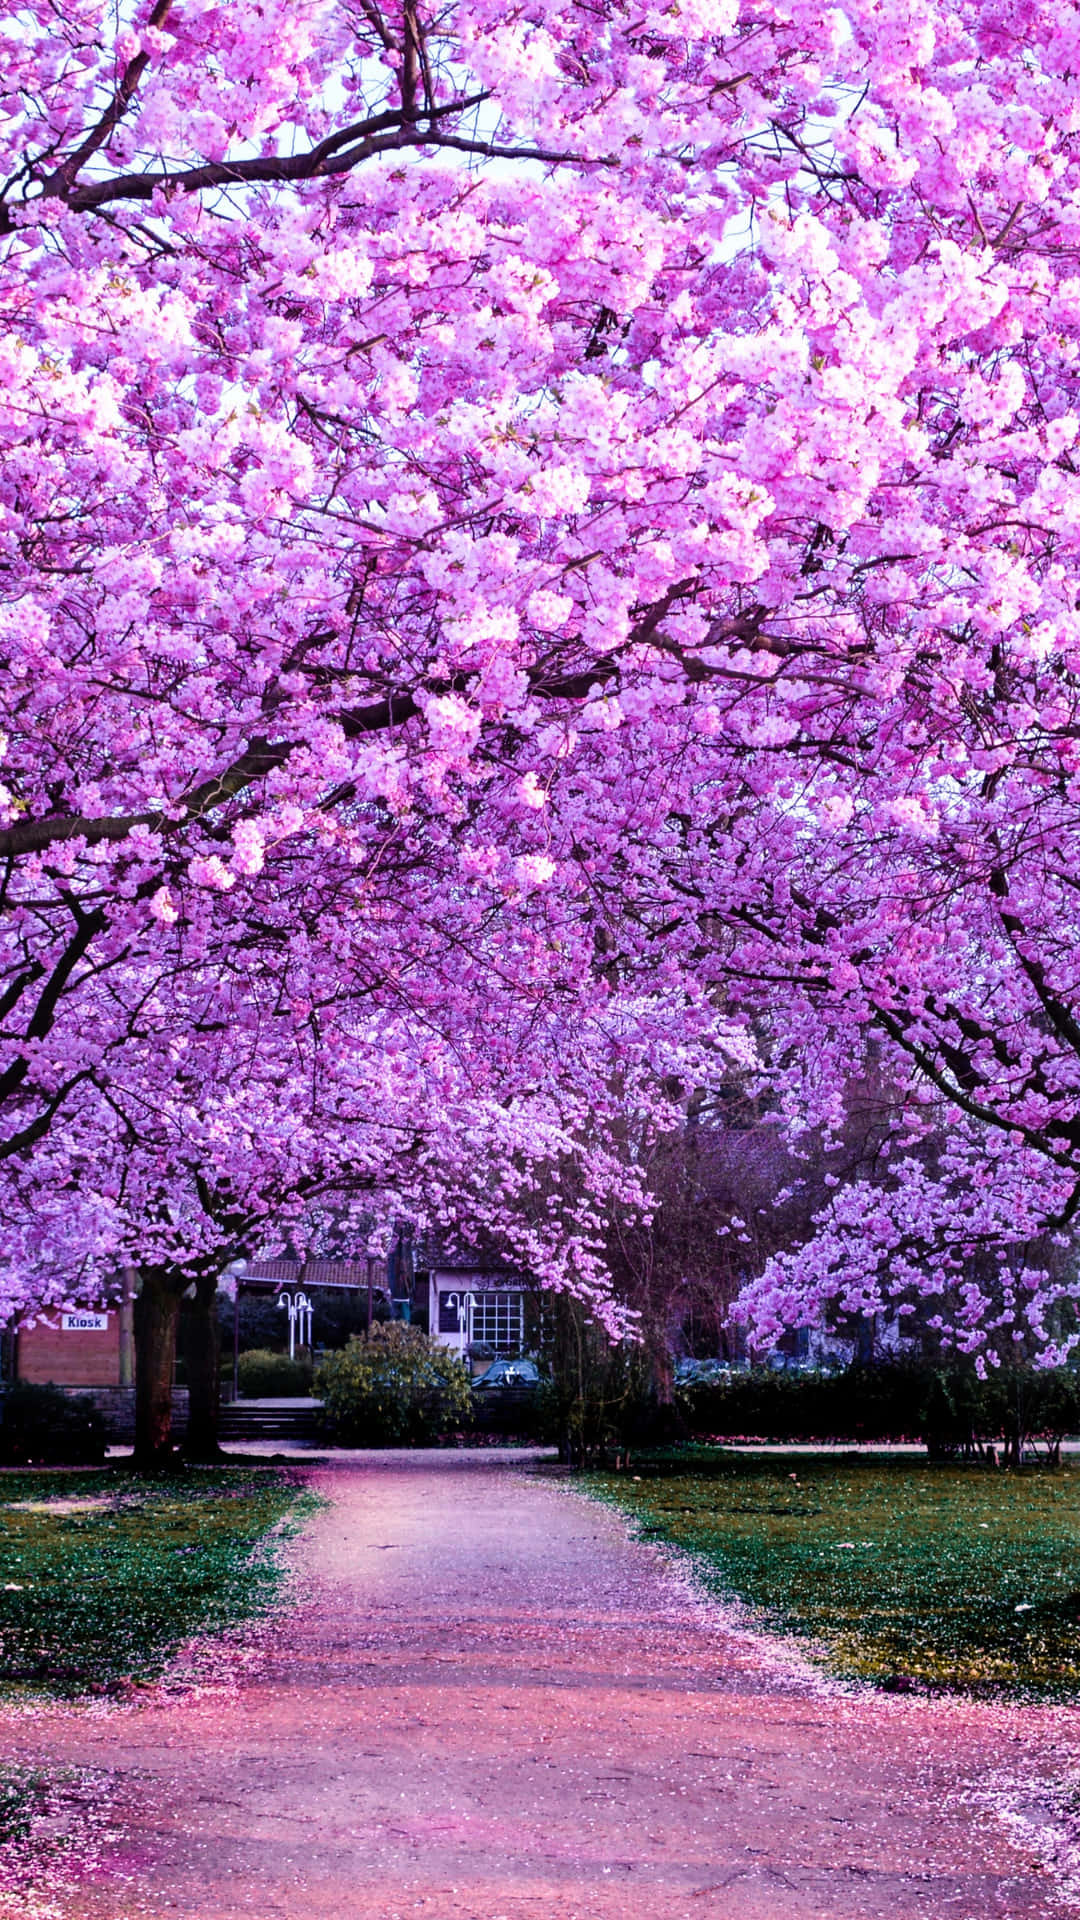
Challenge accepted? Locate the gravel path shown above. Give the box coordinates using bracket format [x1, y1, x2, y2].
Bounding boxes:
[3, 1452, 1080, 1920]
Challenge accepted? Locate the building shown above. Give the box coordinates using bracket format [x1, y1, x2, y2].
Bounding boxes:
[424, 1261, 538, 1362]
[2, 1229, 541, 1423]
[14, 1299, 134, 1390]
[2, 1276, 181, 1443]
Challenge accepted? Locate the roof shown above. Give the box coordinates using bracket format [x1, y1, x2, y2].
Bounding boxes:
[416, 1229, 524, 1276]
[239, 1257, 374, 1286]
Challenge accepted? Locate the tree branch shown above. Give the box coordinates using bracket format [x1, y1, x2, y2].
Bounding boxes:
[0, 904, 106, 1108]
[0, 589, 709, 859]
[48, 0, 176, 193]
[0, 92, 564, 233]
[0, 1069, 98, 1161]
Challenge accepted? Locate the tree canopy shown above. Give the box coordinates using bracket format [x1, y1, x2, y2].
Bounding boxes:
[3, 0, 1080, 1372]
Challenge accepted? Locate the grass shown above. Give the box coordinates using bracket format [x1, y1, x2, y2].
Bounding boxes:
[589, 1447, 1080, 1699]
[0, 1768, 44, 1843]
[0, 1464, 314, 1699]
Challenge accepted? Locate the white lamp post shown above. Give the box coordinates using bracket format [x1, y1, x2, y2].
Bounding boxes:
[443, 1290, 475, 1365]
[279, 1290, 313, 1359]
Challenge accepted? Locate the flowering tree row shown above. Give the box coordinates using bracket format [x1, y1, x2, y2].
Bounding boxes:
[2, 0, 1079, 1407]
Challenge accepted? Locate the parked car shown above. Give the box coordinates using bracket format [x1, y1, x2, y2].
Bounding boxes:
[674, 1358, 736, 1386]
[472, 1358, 541, 1391]
[469, 1358, 542, 1434]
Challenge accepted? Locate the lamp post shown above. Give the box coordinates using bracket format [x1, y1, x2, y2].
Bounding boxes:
[224, 1258, 246, 1402]
[279, 1290, 313, 1360]
[443, 1291, 475, 1368]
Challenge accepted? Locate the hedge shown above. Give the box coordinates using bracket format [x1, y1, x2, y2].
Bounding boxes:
[236, 1348, 313, 1397]
[677, 1362, 1080, 1461]
[0, 1382, 107, 1465]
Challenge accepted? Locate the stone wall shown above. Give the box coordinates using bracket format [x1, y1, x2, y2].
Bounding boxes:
[56, 1386, 189, 1443]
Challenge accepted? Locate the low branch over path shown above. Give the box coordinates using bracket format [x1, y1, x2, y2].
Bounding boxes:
[0, 1454, 1076, 1918]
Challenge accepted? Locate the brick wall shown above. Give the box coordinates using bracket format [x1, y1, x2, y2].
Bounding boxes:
[17, 1313, 122, 1388]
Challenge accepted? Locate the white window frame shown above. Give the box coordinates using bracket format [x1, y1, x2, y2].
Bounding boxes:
[469, 1291, 525, 1353]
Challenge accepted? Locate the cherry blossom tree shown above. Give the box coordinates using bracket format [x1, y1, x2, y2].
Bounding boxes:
[1, 899, 716, 1460]
[2, 0, 1080, 1379]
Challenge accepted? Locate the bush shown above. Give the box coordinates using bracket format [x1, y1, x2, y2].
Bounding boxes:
[236, 1348, 313, 1398]
[0, 1382, 107, 1465]
[676, 1361, 1080, 1459]
[922, 1365, 1080, 1465]
[470, 1386, 545, 1436]
[314, 1324, 472, 1445]
[679, 1362, 947, 1444]
[539, 1296, 676, 1464]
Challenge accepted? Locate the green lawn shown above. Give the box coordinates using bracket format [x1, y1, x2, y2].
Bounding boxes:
[0, 1465, 313, 1698]
[590, 1448, 1080, 1698]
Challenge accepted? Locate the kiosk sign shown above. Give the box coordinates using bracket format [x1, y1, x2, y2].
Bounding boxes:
[60, 1311, 109, 1332]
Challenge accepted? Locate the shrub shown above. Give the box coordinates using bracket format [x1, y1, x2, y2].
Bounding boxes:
[0, 1382, 107, 1465]
[314, 1324, 472, 1445]
[676, 1361, 1080, 1459]
[539, 1296, 673, 1465]
[679, 1362, 944, 1444]
[236, 1348, 313, 1398]
[923, 1365, 1080, 1465]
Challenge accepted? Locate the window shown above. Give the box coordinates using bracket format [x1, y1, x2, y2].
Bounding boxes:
[470, 1291, 524, 1353]
[438, 1289, 525, 1351]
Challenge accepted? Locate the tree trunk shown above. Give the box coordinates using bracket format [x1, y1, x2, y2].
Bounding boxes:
[646, 1321, 685, 1446]
[133, 1270, 182, 1469]
[652, 1336, 675, 1409]
[183, 1273, 224, 1462]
